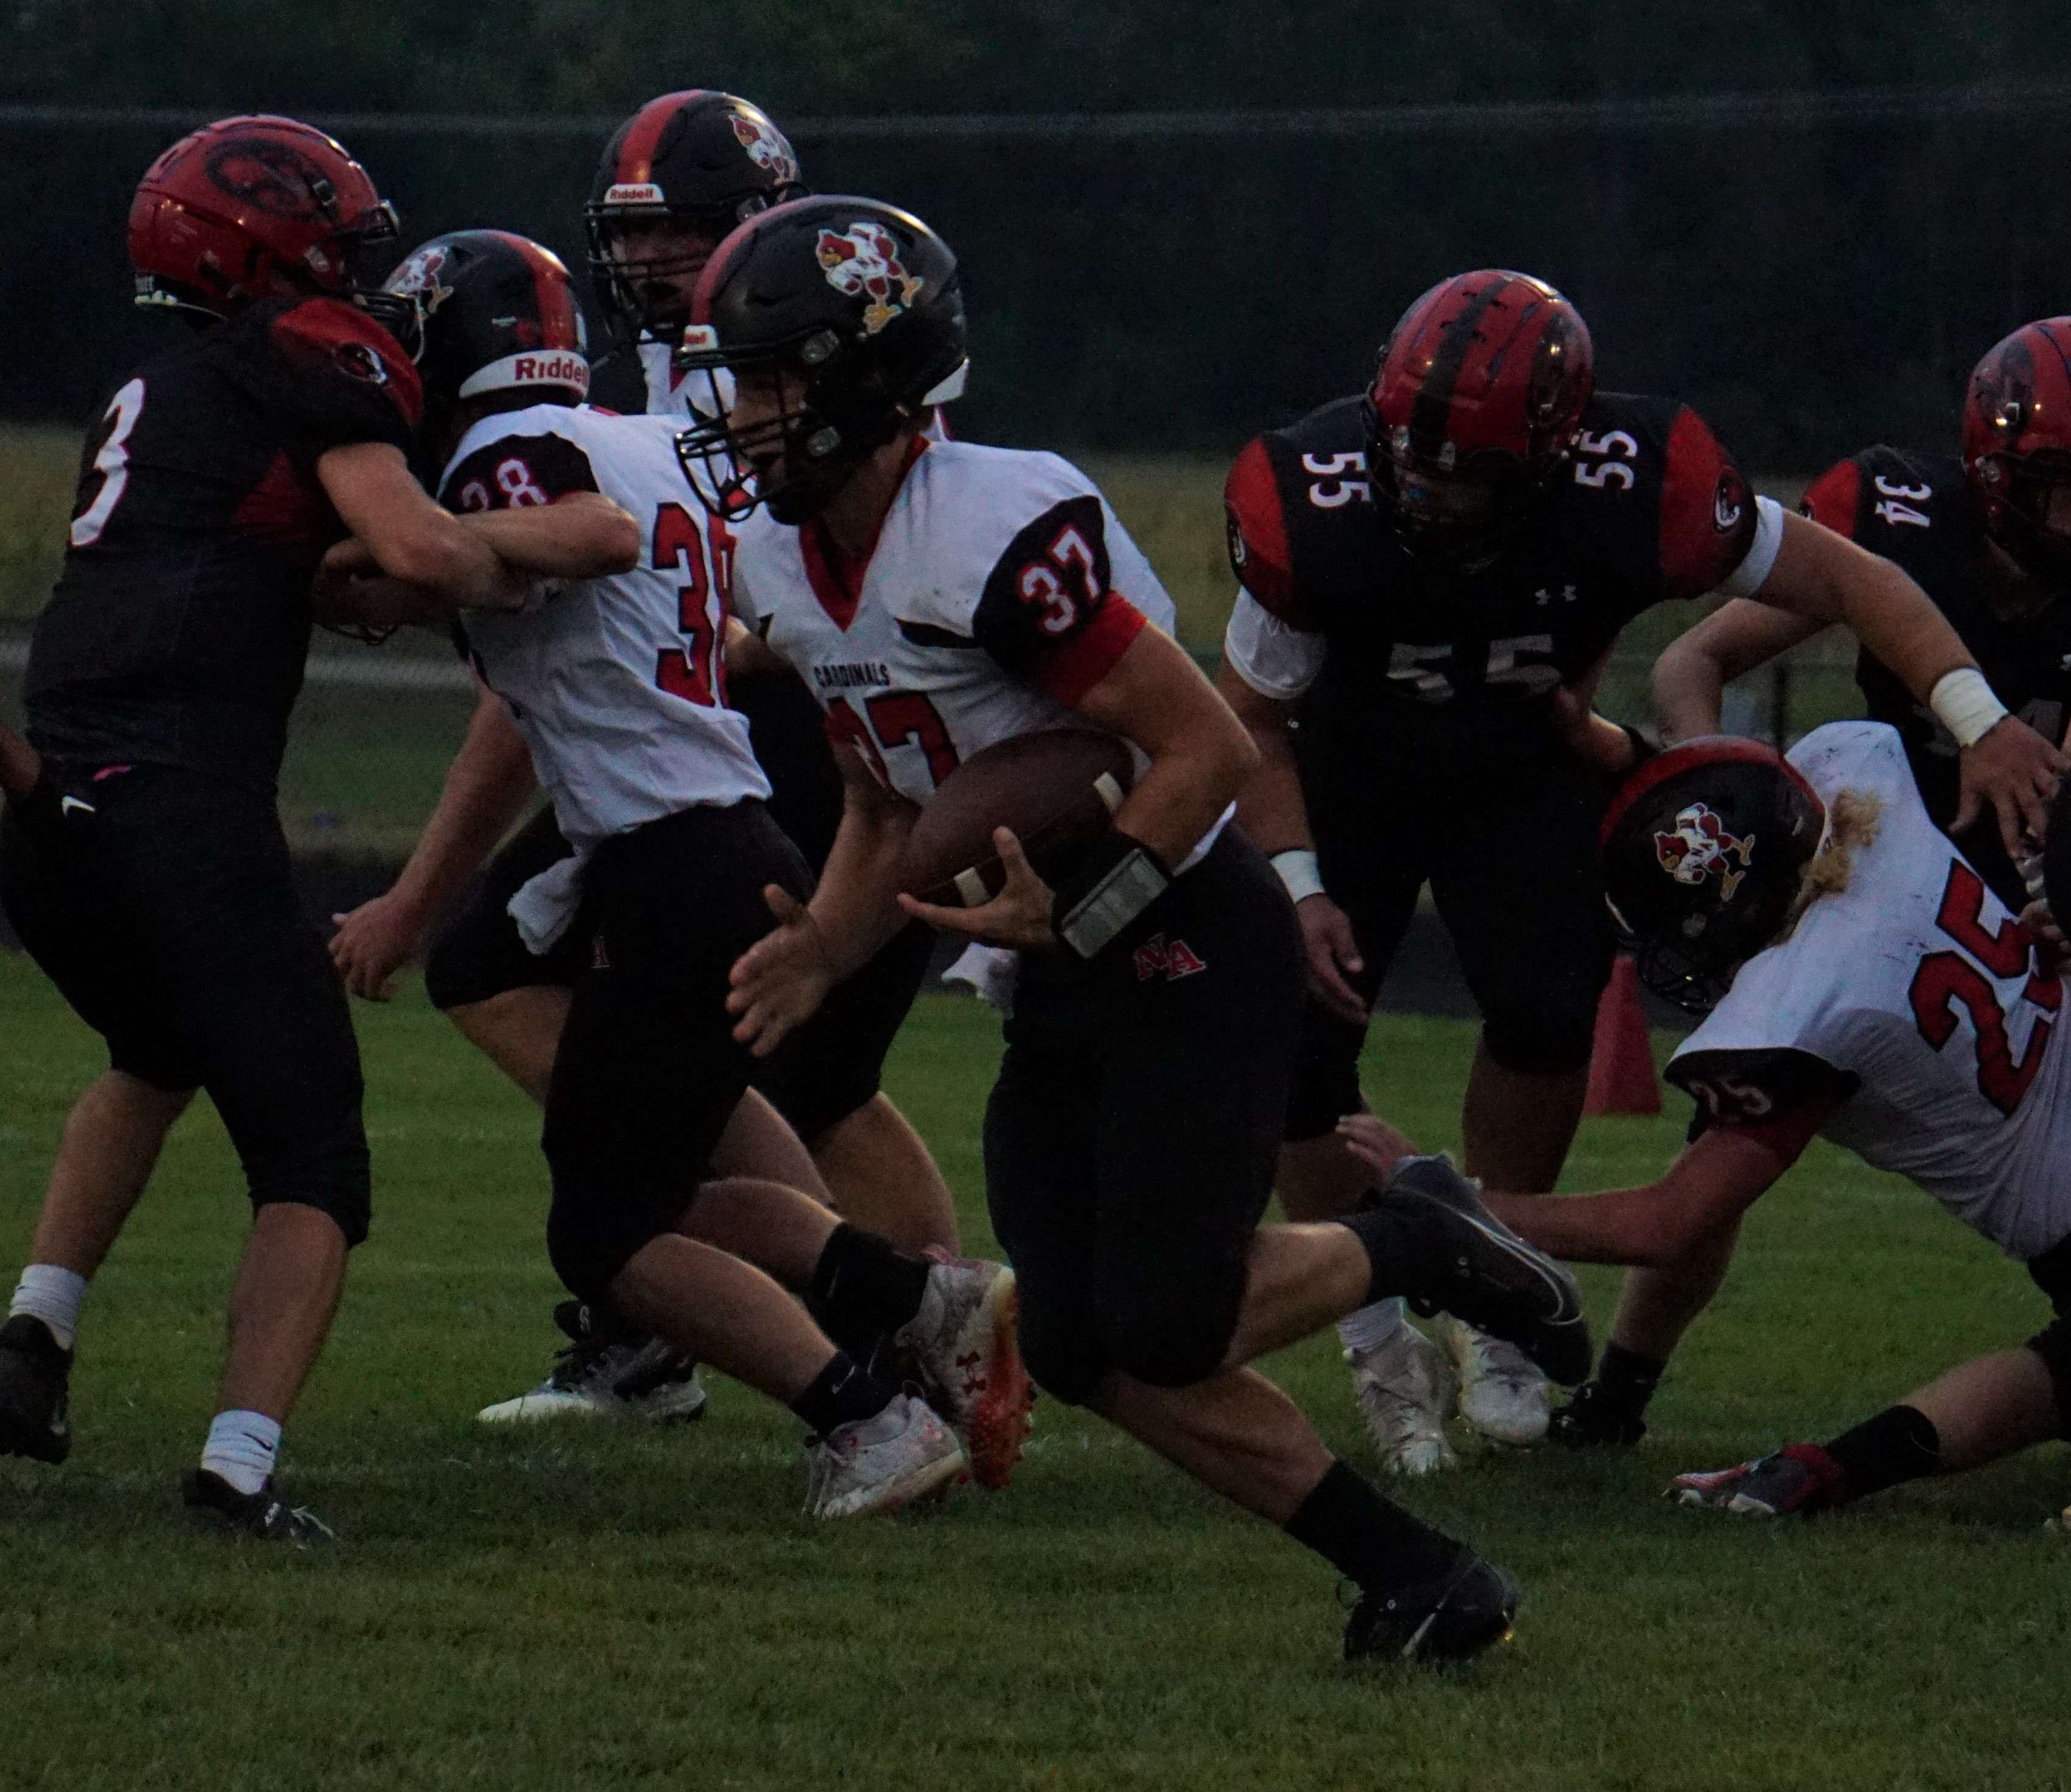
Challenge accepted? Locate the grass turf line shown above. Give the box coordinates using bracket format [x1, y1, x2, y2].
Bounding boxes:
[2, 953, 2068, 1790]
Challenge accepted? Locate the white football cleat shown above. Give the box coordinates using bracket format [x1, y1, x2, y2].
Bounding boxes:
[892, 1250, 1034, 1491]
[1438, 1314, 1549, 1446]
[477, 1302, 709, 1425]
[1348, 1324, 1460, 1477]
[805, 1391, 967, 1519]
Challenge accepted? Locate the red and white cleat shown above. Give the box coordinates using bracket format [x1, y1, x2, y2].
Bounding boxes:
[1669, 1443, 1847, 1516]
[894, 1249, 1035, 1491]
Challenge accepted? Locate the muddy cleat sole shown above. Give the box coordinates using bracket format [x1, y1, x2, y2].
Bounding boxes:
[1375, 1155, 1592, 1386]
[896, 1252, 1035, 1492]
[0, 1313, 74, 1464]
[805, 1391, 968, 1519]
[1547, 1378, 1648, 1449]
[1669, 1443, 1845, 1517]
[1344, 1552, 1521, 1665]
[181, 1469, 337, 1546]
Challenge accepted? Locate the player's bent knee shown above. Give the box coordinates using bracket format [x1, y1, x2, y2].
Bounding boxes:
[1016, 1306, 1110, 1408]
[545, 1200, 651, 1308]
[2024, 1317, 2071, 1435]
[1480, 1009, 1598, 1077]
[1099, 1279, 1245, 1391]
[248, 1149, 371, 1250]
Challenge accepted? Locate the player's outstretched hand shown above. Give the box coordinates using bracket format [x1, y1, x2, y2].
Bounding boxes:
[329, 891, 428, 1002]
[899, 827, 1060, 952]
[1333, 1111, 1420, 1185]
[727, 885, 836, 1057]
[1956, 715, 2064, 858]
[1295, 892, 1368, 1025]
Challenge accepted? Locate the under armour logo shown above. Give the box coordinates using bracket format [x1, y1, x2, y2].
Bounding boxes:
[590, 935, 611, 971]
[1534, 584, 1580, 606]
[1133, 933, 1207, 983]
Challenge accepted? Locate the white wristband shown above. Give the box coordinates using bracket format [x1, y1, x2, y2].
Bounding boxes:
[1271, 848, 1326, 904]
[1929, 668, 2010, 749]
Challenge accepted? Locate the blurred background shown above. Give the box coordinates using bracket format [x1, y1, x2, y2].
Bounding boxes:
[1, 0, 2066, 859]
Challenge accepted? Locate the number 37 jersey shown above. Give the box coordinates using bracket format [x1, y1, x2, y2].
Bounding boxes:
[441, 404, 768, 855]
[1668, 722, 2070, 1260]
[728, 439, 1177, 808]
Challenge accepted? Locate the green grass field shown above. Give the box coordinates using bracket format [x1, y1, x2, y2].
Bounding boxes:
[3, 950, 2067, 1791]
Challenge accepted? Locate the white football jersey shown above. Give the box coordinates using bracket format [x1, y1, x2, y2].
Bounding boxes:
[1668, 721, 2069, 1259]
[641, 342, 728, 419]
[443, 403, 768, 945]
[730, 439, 1210, 844]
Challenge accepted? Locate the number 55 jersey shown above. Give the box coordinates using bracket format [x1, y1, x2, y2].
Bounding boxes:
[1668, 721, 2069, 1261]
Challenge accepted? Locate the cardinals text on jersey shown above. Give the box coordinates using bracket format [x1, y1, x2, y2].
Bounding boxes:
[441, 404, 768, 944]
[730, 437, 1211, 833]
[1667, 721, 2069, 1259]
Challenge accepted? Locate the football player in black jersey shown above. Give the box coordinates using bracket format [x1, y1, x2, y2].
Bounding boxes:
[1216, 269, 2064, 1472]
[1560, 316, 2071, 1449]
[0, 117, 530, 1539]
[324, 93, 961, 1427]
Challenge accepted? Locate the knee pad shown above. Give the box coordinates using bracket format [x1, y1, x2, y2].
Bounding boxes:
[1098, 1270, 1246, 1391]
[248, 1139, 371, 1249]
[1480, 1005, 1598, 1077]
[2025, 1316, 2071, 1435]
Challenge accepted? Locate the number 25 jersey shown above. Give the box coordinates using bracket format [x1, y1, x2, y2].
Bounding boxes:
[1669, 721, 2069, 1260]
[728, 438, 1178, 808]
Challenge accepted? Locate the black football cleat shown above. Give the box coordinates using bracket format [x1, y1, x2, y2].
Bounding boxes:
[0, 1313, 74, 1464]
[181, 1468, 337, 1546]
[1373, 1154, 1593, 1386]
[1547, 1379, 1648, 1449]
[1344, 1552, 1520, 1665]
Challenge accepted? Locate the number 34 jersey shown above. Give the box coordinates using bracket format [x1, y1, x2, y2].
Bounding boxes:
[440, 404, 767, 894]
[1668, 722, 2069, 1260]
[728, 438, 1178, 808]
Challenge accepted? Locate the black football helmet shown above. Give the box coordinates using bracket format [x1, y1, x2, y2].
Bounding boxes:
[585, 91, 806, 346]
[675, 195, 967, 525]
[1599, 737, 1827, 1012]
[386, 230, 589, 421]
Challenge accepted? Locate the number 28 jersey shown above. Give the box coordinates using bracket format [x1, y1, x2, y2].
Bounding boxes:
[730, 438, 1179, 809]
[440, 404, 767, 866]
[1668, 722, 2070, 1260]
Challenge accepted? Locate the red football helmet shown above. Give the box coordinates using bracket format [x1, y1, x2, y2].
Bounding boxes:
[1364, 269, 1594, 561]
[1961, 317, 2071, 582]
[127, 115, 404, 324]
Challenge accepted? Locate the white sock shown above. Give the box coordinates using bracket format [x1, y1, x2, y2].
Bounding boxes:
[1337, 1297, 1409, 1356]
[9, 1264, 88, 1351]
[201, 1409, 282, 1497]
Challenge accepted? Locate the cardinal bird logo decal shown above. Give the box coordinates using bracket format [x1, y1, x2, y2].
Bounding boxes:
[816, 223, 923, 335]
[1654, 801, 1754, 901]
[730, 113, 800, 186]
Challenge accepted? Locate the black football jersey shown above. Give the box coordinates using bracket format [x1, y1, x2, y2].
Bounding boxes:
[1224, 391, 1758, 777]
[25, 298, 423, 786]
[1800, 445, 2071, 908]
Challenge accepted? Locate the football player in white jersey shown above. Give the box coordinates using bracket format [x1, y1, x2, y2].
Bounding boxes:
[329, 95, 967, 1422]
[684, 196, 1598, 1663]
[321, 231, 1035, 1515]
[1340, 723, 2071, 1518]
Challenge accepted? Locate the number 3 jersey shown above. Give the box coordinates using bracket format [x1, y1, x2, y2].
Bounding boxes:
[440, 403, 767, 945]
[1668, 721, 2069, 1261]
[1220, 390, 1782, 779]
[729, 438, 1180, 811]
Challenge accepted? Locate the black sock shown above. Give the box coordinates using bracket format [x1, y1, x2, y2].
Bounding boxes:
[1822, 1403, 1940, 1502]
[1335, 1207, 1441, 1306]
[1592, 1342, 1665, 1422]
[805, 1224, 931, 1353]
[788, 1351, 897, 1438]
[1282, 1460, 1463, 1591]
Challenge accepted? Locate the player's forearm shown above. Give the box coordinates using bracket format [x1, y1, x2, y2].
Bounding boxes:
[1757, 512, 1973, 704]
[0, 720, 41, 803]
[1215, 664, 1312, 854]
[457, 495, 640, 580]
[808, 791, 920, 980]
[386, 695, 538, 921]
[1113, 729, 1257, 869]
[1652, 632, 1730, 744]
[1484, 1185, 1701, 1267]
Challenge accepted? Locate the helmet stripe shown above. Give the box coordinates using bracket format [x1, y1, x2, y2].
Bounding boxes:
[1408, 275, 1507, 458]
[616, 90, 708, 188]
